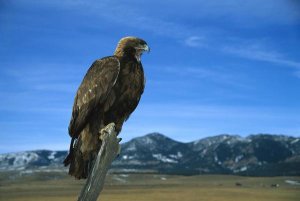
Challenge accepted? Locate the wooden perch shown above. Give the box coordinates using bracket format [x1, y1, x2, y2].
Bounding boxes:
[77, 123, 121, 201]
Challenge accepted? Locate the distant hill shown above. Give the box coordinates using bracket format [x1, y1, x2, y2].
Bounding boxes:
[1, 133, 299, 176]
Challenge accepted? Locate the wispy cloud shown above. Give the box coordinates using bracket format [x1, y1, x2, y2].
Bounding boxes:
[134, 103, 300, 120]
[1, 62, 82, 92]
[182, 35, 300, 77]
[0, 62, 79, 116]
[26, 0, 300, 26]
[18, 0, 299, 44]
[120, 102, 300, 142]
[1, 0, 299, 153]
[222, 45, 300, 69]
[184, 36, 206, 47]
[161, 65, 251, 90]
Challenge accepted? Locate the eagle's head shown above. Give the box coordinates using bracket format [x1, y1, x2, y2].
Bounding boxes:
[114, 36, 150, 62]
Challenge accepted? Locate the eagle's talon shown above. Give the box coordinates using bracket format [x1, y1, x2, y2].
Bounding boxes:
[99, 123, 117, 141]
[98, 129, 108, 141]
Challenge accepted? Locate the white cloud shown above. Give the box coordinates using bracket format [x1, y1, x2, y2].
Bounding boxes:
[25, 0, 300, 25]
[134, 103, 300, 120]
[222, 45, 300, 69]
[161, 65, 251, 89]
[182, 36, 300, 78]
[1, 0, 299, 152]
[120, 102, 300, 142]
[184, 36, 206, 47]
[18, 0, 299, 42]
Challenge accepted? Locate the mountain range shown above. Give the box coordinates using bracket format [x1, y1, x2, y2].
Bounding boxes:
[1, 133, 300, 176]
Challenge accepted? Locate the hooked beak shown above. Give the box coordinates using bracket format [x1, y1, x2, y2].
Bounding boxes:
[143, 44, 150, 53]
[137, 44, 150, 53]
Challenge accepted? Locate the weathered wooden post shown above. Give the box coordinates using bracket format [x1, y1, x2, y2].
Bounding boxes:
[77, 123, 121, 201]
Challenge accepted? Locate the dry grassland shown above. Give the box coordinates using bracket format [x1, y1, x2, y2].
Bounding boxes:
[0, 174, 299, 201]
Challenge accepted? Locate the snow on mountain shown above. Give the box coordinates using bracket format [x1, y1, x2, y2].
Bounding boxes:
[0, 150, 67, 171]
[0, 133, 299, 176]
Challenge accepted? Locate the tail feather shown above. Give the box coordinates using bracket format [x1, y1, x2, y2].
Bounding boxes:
[63, 137, 75, 166]
[69, 145, 88, 179]
[64, 136, 91, 179]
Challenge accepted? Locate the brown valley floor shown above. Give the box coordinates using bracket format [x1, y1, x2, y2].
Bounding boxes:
[0, 174, 299, 201]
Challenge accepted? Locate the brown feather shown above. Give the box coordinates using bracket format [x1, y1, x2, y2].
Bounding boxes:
[65, 37, 147, 179]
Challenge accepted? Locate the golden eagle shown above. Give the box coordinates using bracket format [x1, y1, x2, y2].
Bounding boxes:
[64, 37, 149, 179]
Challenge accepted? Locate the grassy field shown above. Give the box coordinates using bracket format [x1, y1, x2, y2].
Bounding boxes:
[0, 173, 299, 201]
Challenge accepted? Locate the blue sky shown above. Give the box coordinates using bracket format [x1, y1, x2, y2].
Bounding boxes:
[0, 0, 300, 153]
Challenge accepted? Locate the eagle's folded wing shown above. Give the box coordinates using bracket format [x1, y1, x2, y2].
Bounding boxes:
[68, 56, 120, 138]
